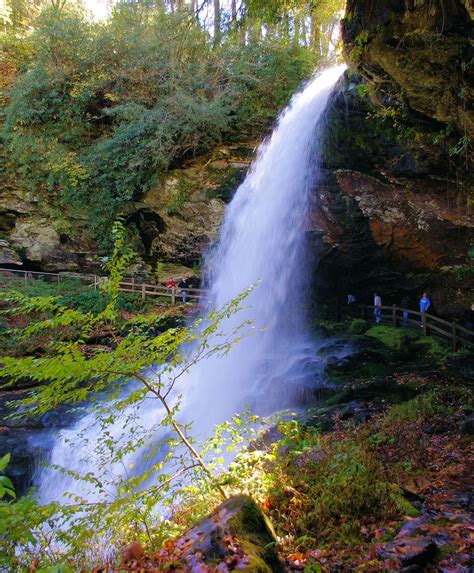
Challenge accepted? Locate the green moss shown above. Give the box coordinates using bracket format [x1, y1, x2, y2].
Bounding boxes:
[166, 178, 191, 215]
[386, 391, 452, 423]
[227, 495, 284, 572]
[325, 361, 389, 384]
[205, 168, 246, 201]
[354, 31, 370, 47]
[365, 326, 420, 351]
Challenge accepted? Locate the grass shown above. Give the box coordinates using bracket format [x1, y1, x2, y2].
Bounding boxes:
[385, 390, 452, 423]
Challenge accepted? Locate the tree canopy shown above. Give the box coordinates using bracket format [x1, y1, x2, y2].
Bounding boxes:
[0, 0, 344, 245]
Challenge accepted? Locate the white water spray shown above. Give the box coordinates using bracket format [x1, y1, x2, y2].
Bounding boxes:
[35, 65, 347, 504]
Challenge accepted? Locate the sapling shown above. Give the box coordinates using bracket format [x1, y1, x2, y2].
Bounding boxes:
[0, 220, 256, 569]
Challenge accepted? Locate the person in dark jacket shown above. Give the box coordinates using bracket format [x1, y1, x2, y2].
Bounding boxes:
[400, 295, 410, 326]
[463, 303, 474, 331]
[178, 277, 188, 303]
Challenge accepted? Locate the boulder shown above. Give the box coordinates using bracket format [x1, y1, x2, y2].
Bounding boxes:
[124, 495, 285, 572]
[459, 413, 474, 435]
[0, 240, 22, 266]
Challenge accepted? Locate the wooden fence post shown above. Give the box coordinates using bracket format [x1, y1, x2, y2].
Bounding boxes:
[452, 322, 457, 352]
[422, 313, 427, 336]
[392, 304, 397, 327]
[141, 283, 146, 302]
[171, 287, 176, 305]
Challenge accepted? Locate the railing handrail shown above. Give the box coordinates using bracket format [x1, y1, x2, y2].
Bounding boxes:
[361, 304, 473, 349]
[0, 267, 209, 302]
[1, 268, 473, 347]
[366, 304, 454, 326]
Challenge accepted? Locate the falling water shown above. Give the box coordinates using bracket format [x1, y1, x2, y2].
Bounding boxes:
[34, 65, 347, 505]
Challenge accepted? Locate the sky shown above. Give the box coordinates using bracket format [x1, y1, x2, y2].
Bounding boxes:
[82, 0, 233, 22]
[83, 0, 109, 21]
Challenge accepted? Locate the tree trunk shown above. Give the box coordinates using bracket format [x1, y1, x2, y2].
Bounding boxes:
[282, 12, 289, 42]
[310, 13, 320, 55]
[301, 14, 307, 46]
[293, 15, 300, 46]
[231, 0, 237, 33]
[213, 0, 221, 48]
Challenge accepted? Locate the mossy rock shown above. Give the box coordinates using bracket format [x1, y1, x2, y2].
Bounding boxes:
[365, 326, 452, 362]
[325, 378, 419, 407]
[161, 495, 284, 572]
[323, 335, 390, 382]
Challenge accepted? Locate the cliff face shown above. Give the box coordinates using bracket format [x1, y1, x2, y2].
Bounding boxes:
[0, 143, 253, 278]
[308, 0, 473, 317]
[343, 0, 473, 134]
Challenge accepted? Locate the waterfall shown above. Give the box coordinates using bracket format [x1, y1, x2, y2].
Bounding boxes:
[34, 65, 346, 505]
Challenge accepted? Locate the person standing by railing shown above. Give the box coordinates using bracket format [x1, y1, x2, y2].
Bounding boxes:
[347, 293, 357, 319]
[374, 292, 382, 324]
[419, 292, 431, 327]
[178, 277, 188, 303]
[400, 295, 410, 326]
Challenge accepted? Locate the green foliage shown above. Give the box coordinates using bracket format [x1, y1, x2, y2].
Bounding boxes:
[206, 418, 409, 549]
[166, 180, 189, 216]
[385, 391, 451, 423]
[1, 3, 322, 247]
[354, 30, 369, 47]
[354, 82, 369, 98]
[0, 221, 258, 569]
[366, 326, 419, 351]
[449, 135, 471, 157]
[348, 318, 369, 335]
[365, 325, 453, 362]
[0, 454, 16, 500]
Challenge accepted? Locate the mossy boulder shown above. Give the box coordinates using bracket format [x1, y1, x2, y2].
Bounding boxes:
[323, 335, 390, 382]
[365, 325, 452, 362]
[156, 495, 284, 572]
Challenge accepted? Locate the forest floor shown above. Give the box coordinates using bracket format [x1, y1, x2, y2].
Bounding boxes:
[280, 368, 474, 572]
[110, 365, 473, 573]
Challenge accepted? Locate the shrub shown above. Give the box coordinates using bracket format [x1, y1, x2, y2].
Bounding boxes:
[348, 318, 369, 335]
[2, 7, 317, 247]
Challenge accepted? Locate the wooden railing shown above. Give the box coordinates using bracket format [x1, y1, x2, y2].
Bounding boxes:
[114, 279, 206, 303]
[361, 305, 473, 350]
[1, 268, 472, 348]
[0, 267, 207, 303]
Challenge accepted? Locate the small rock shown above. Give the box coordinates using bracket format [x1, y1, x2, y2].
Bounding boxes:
[401, 541, 438, 568]
[459, 413, 474, 435]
